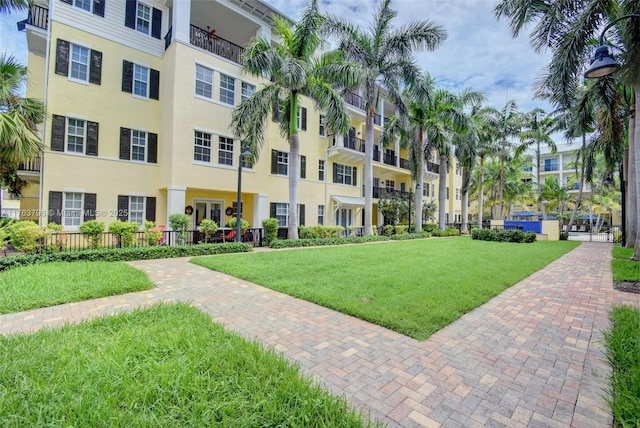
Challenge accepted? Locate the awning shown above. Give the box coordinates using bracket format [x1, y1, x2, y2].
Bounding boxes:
[331, 195, 365, 206]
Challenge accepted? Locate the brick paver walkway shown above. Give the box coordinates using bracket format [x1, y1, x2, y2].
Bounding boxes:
[2, 242, 639, 427]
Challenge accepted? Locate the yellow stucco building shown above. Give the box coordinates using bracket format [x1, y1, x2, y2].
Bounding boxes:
[17, 0, 465, 234]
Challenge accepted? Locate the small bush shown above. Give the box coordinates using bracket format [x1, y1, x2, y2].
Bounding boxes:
[108, 220, 140, 247]
[144, 220, 164, 246]
[228, 217, 249, 234]
[383, 225, 394, 236]
[394, 225, 408, 235]
[169, 214, 191, 245]
[80, 220, 105, 249]
[7, 221, 46, 254]
[262, 218, 279, 246]
[46, 223, 66, 252]
[0, 243, 252, 272]
[471, 228, 536, 243]
[198, 219, 218, 243]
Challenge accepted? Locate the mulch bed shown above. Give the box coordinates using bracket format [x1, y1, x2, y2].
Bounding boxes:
[614, 281, 640, 294]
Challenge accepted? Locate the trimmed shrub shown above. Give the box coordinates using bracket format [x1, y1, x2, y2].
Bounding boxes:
[169, 214, 191, 245]
[228, 217, 249, 234]
[80, 220, 106, 249]
[198, 219, 218, 243]
[108, 220, 140, 247]
[7, 221, 46, 254]
[144, 220, 164, 246]
[471, 228, 537, 243]
[0, 242, 252, 272]
[262, 218, 279, 246]
[394, 225, 408, 235]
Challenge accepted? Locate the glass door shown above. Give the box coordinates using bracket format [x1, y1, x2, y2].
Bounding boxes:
[194, 200, 222, 228]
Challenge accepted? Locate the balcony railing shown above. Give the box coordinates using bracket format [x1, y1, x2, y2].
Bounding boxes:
[190, 25, 244, 65]
[383, 152, 396, 166]
[27, 4, 48, 30]
[344, 136, 365, 152]
[18, 158, 41, 173]
[372, 187, 409, 199]
[399, 158, 410, 170]
[344, 92, 365, 110]
[427, 161, 439, 174]
[543, 164, 559, 172]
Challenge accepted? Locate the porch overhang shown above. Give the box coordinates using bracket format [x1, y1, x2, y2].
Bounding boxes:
[331, 195, 365, 216]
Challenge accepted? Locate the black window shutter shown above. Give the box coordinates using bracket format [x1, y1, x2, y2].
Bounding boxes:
[48, 191, 63, 225]
[60, 0, 72, 4]
[272, 103, 279, 122]
[124, 0, 136, 29]
[89, 49, 102, 84]
[84, 193, 97, 221]
[151, 7, 162, 39]
[120, 127, 131, 160]
[55, 39, 69, 76]
[145, 197, 156, 222]
[117, 195, 129, 221]
[51, 114, 66, 152]
[270, 203, 276, 218]
[149, 69, 160, 100]
[86, 121, 99, 156]
[122, 60, 133, 93]
[93, 0, 105, 17]
[299, 204, 305, 226]
[301, 107, 307, 131]
[333, 163, 338, 183]
[147, 132, 158, 163]
[300, 155, 306, 179]
[353, 167, 357, 186]
[271, 150, 277, 174]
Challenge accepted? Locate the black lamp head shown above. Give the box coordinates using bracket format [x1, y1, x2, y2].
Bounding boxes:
[584, 45, 621, 79]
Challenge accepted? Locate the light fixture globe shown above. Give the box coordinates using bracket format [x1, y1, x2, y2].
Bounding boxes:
[584, 45, 621, 79]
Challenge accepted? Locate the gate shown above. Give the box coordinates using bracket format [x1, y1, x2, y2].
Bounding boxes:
[566, 225, 621, 243]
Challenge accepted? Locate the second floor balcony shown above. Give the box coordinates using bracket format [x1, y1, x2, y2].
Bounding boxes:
[189, 25, 245, 65]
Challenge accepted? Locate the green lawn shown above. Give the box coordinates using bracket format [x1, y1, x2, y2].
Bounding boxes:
[611, 246, 640, 282]
[0, 303, 376, 427]
[192, 238, 580, 340]
[604, 305, 640, 427]
[0, 261, 153, 314]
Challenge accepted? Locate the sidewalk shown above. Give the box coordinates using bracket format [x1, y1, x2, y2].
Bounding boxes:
[1, 243, 639, 426]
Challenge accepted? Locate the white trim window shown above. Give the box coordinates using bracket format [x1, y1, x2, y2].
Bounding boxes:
[275, 203, 288, 227]
[67, 118, 85, 153]
[241, 82, 255, 102]
[136, 2, 151, 35]
[74, 0, 91, 11]
[318, 159, 325, 181]
[70, 44, 89, 82]
[194, 131, 212, 163]
[129, 196, 145, 225]
[131, 130, 147, 161]
[336, 164, 353, 185]
[219, 74, 235, 105]
[63, 192, 83, 227]
[319, 114, 326, 137]
[218, 136, 234, 166]
[195, 65, 213, 99]
[133, 64, 149, 98]
[318, 205, 325, 225]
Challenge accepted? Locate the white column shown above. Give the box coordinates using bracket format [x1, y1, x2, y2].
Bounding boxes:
[166, 186, 186, 228]
[172, 0, 192, 45]
[395, 136, 400, 167]
[335, 134, 344, 147]
[255, 193, 269, 227]
[256, 25, 271, 43]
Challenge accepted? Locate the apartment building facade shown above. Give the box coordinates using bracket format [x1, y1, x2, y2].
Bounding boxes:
[17, 0, 464, 233]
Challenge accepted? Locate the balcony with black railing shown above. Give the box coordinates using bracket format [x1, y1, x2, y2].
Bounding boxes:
[382, 152, 396, 166]
[190, 25, 244, 64]
[427, 161, 439, 174]
[344, 92, 366, 110]
[18, 158, 41, 173]
[372, 187, 409, 199]
[27, 4, 48, 30]
[399, 157, 410, 170]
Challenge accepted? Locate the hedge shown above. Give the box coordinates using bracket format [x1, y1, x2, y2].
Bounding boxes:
[0, 243, 252, 272]
[268, 232, 432, 249]
[471, 228, 537, 243]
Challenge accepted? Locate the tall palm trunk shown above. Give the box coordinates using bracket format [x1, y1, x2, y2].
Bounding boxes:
[363, 110, 375, 235]
[632, 88, 640, 260]
[478, 155, 485, 228]
[536, 143, 547, 220]
[627, 105, 636, 248]
[498, 154, 505, 220]
[461, 167, 469, 233]
[566, 134, 587, 233]
[438, 154, 447, 230]
[415, 129, 425, 233]
[288, 133, 300, 239]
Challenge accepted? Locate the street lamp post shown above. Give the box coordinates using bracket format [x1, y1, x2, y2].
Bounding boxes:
[236, 146, 253, 243]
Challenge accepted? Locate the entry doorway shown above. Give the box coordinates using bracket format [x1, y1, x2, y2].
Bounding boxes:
[193, 200, 223, 229]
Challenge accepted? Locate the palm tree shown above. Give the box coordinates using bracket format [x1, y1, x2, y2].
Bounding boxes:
[231, 0, 353, 239]
[540, 176, 574, 224]
[0, 0, 29, 14]
[515, 108, 557, 217]
[324, 0, 447, 235]
[495, 0, 640, 259]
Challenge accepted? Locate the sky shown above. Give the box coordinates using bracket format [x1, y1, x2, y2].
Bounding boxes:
[0, 0, 553, 114]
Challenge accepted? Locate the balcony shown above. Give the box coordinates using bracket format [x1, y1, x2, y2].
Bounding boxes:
[372, 187, 410, 199]
[190, 25, 245, 65]
[26, 4, 48, 30]
[344, 136, 365, 152]
[427, 161, 440, 174]
[543, 165, 559, 172]
[383, 152, 396, 166]
[344, 92, 366, 110]
[18, 158, 41, 173]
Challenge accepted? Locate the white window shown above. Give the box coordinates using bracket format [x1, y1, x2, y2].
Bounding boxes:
[241, 82, 255, 102]
[275, 151, 288, 175]
[131, 130, 147, 161]
[318, 205, 324, 225]
[133, 64, 149, 98]
[220, 74, 235, 105]
[195, 65, 213, 99]
[67, 118, 85, 153]
[194, 131, 211, 163]
[218, 136, 233, 166]
[70, 44, 89, 82]
[318, 159, 325, 181]
[319, 115, 326, 137]
[129, 196, 145, 225]
[74, 0, 91, 11]
[63, 192, 83, 227]
[455, 188, 461, 200]
[335, 164, 353, 185]
[136, 2, 151, 35]
[275, 203, 288, 227]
